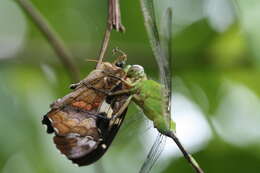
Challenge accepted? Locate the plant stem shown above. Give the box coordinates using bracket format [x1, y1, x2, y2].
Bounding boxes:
[166, 132, 205, 173]
[15, 0, 80, 82]
[96, 0, 125, 68]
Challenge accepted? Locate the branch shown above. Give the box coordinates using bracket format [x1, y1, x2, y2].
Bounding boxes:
[166, 132, 205, 173]
[15, 0, 81, 82]
[96, 0, 125, 68]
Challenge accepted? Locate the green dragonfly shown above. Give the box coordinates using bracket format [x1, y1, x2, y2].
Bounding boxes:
[95, 1, 205, 172]
[137, 0, 204, 173]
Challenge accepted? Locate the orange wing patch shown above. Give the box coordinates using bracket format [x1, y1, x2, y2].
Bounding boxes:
[71, 101, 93, 111]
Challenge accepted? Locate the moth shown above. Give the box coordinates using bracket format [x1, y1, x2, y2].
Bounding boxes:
[42, 58, 130, 166]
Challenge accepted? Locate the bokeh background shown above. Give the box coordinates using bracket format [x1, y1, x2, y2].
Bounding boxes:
[1, 0, 260, 173]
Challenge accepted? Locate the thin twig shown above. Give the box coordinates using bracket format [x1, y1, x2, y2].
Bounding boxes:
[166, 132, 205, 173]
[96, 0, 125, 68]
[15, 0, 80, 82]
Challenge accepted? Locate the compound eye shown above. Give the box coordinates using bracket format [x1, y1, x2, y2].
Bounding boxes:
[131, 65, 144, 73]
[115, 61, 126, 68]
[128, 65, 145, 78]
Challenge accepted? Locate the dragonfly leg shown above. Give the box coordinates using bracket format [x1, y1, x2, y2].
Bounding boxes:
[81, 78, 134, 96]
[81, 82, 110, 95]
[71, 70, 120, 90]
[109, 89, 133, 96]
[111, 95, 133, 120]
[102, 70, 139, 88]
[105, 74, 133, 87]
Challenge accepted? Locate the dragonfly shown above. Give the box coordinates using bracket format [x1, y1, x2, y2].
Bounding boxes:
[138, 0, 205, 173]
[138, 1, 173, 172]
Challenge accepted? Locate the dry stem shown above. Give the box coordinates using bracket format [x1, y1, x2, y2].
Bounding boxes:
[96, 0, 125, 68]
[15, 0, 80, 82]
[166, 131, 205, 173]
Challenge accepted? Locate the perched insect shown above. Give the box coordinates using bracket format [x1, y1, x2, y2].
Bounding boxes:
[138, 1, 204, 173]
[42, 55, 132, 166]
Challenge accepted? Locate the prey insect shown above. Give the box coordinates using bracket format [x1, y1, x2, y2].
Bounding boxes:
[42, 54, 132, 166]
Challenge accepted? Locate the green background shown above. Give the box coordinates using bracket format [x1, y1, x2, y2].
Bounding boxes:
[0, 0, 260, 173]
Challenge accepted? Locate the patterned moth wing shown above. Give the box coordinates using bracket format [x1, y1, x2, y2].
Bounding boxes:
[72, 84, 130, 166]
[42, 62, 128, 166]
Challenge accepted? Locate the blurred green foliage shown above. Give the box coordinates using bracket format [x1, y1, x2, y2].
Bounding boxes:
[1, 0, 260, 173]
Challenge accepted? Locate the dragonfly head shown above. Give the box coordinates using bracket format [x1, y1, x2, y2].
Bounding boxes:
[127, 65, 146, 81]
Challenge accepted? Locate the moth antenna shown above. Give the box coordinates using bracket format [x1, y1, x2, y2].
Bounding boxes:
[112, 47, 127, 65]
[85, 59, 100, 63]
[113, 47, 127, 57]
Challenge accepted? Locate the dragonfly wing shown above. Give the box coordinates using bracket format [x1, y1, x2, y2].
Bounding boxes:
[160, 8, 173, 117]
[139, 133, 166, 173]
[140, 2, 205, 173]
[140, 0, 173, 172]
[140, 0, 173, 126]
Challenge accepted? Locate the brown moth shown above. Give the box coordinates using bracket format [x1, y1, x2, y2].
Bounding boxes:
[42, 59, 130, 166]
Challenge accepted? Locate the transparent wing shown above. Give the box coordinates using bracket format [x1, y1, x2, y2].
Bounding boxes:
[161, 8, 173, 117]
[140, 0, 172, 125]
[140, 3, 205, 173]
[139, 134, 166, 173]
[140, 0, 173, 172]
